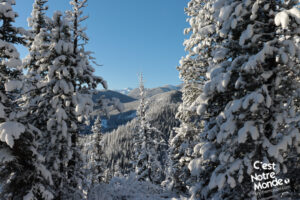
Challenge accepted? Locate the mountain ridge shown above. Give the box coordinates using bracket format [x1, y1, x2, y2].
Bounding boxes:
[92, 84, 182, 133]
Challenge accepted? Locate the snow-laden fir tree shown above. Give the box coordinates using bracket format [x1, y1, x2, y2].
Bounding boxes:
[79, 114, 105, 196]
[88, 94, 126, 183]
[133, 73, 166, 184]
[81, 114, 105, 188]
[81, 95, 125, 187]
[22, 0, 51, 133]
[66, 0, 88, 54]
[23, 1, 70, 198]
[65, 1, 107, 195]
[186, 0, 300, 199]
[90, 115, 106, 184]
[23, 0, 50, 79]
[27, 0, 49, 35]
[24, 10, 102, 199]
[23, 0, 106, 197]
[168, 0, 216, 194]
[0, 0, 53, 199]
[39, 12, 78, 199]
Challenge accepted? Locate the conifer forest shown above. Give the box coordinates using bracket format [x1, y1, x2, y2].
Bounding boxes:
[0, 0, 299, 200]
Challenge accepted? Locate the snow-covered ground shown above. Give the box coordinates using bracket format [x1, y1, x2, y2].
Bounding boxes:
[88, 174, 182, 200]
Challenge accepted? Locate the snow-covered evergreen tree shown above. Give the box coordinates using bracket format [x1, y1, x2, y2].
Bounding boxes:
[90, 115, 106, 184]
[185, 0, 300, 199]
[39, 12, 79, 199]
[66, 0, 107, 91]
[23, 10, 97, 199]
[22, 0, 106, 198]
[169, 0, 216, 194]
[0, 0, 53, 199]
[27, 0, 49, 34]
[66, 0, 88, 54]
[64, 1, 106, 197]
[81, 94, 125, 187]
[80, 115, 105, 195]
[22, 0, 51, 132]
[133, 74, 166, 184]
[24, 0, 50, 76]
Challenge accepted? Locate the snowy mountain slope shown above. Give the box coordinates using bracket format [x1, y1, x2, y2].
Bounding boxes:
[109, 89, 181, 116]
[100, 110, 137, 133]
[101, 90, 182, 173]
[94, 86, 182, 133]
[101, 90, 182, 133]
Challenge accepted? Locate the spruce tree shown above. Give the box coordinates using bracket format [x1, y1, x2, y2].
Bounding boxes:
[90, 115, 106, 184]
[0, 0, 53, 199]
[81, 114, 105, 189]
[38, 12, 77, 199]
[185, 0, 300, 199]
[133, 74, 165, 184]
[22, 0, 51, 134]
[22, 1, 106, 198]
[24, 0, 50, 79]
[65, 0, 107, 197]
[170, 0, 216, 194]
[27, 0, 49, 35]
[23, 11, 86, 199]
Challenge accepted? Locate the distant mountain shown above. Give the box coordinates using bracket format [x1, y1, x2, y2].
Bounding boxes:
[115, 88, 134, 95]
[90, 85, 182, 133]
[93, 90, 137, 104]
[162, 84, 182, 90]
[127, 84, 182, 99]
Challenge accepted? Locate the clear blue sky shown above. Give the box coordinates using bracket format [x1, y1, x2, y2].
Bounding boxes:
[14, 0, 189, 90]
